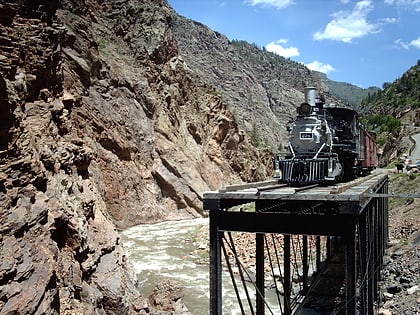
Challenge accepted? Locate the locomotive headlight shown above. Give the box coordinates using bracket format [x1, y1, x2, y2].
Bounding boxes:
[298, 102, 312, 116]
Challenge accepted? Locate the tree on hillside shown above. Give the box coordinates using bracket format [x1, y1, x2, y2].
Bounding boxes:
[382, 82, 391, 90]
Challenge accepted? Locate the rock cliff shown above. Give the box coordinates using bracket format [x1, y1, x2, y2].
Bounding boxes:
[171, 15, 341, 149]
[0, 0, 272, 313]
[0, 1, 144, 313]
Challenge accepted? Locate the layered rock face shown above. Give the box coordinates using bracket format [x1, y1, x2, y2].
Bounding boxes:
[55, 0, 272, 226]
[0, 0, 272, 313]
[172, 15, 336, 149]
[0, 1, 145, 313]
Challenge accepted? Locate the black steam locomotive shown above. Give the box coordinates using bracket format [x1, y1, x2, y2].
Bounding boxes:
[274, 87, 377, 185]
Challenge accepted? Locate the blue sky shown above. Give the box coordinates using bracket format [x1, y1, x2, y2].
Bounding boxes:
[167, 0, 420, 88]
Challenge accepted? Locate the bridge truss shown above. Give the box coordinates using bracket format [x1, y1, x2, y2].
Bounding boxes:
[204, 172, 389, 315]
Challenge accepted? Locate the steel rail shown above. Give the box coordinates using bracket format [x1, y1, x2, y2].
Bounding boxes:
[365, 193, 420, 198]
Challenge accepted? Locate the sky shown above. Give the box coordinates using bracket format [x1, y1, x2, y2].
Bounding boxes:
[167, 0, 420, 88]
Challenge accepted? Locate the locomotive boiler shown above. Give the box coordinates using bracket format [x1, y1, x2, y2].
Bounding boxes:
[274, 87, 377, 185]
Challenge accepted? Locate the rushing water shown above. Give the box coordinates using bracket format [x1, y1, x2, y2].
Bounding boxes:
[120, 218, 211, 314]
[120, 218, 286, 314]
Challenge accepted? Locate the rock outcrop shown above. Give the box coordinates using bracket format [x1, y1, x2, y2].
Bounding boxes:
[379, 174, 420, 315]
[55, 0, 272, 226]
[171, 15, 340, 149]
[0, 0, 272, 313]
[0, 1, 145, 313]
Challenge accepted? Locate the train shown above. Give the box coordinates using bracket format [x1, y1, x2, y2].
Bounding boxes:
[273, 87, 377, 185]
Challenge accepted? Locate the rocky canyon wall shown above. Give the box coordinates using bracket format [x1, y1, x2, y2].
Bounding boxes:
[54, 0, 272, 226]
[0, 0, 272, 313]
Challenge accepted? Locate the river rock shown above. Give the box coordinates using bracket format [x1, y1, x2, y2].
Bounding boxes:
[148, 279, 190, 314]
[378, 308, 392, 315]
[383, 292, 394, 300]
[407, 285, 419, 295]
[387, 282, 403, 294]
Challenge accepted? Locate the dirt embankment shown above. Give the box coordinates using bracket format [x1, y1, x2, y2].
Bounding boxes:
[379, 173, 420, 315]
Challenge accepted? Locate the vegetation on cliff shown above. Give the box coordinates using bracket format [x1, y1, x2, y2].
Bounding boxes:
[362, 61, 420, 112]
[318, 73, 380, 109]
[360, 62, 420, 164]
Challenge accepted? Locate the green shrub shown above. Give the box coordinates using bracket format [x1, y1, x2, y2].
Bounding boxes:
[364, 114, 401, 133]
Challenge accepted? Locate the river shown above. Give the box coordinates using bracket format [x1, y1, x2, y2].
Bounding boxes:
[119, 218, 283, 314]
[120, 218, 211, 314]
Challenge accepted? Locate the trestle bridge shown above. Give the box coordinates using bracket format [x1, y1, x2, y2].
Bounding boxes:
[203, 171, 392, 315]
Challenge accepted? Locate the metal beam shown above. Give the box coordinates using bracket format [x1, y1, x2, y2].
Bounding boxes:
[302, 236, 309, 294]
[316, 236, 321, 271]
[256, 233, 265, 315]
[209, 211, 222, 315]
[345, 222, 357, 315]
[211, 211, 355, 236]
[365, 193, 420, 198]
[284, 235, 291, 315]
[359, 207, 369, 315]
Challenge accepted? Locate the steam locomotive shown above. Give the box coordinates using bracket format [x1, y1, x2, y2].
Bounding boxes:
[273, 87, 377, 185]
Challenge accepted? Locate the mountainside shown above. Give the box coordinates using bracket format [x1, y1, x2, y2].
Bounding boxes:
[171, 14, 389, 152]
[361, 62, 420, 165]
[362, 62, 420, 116]
[171, 16, 344, 151]
[317, 72, 381, 109]
[0, 0, 272, 313]
[1, 2, 145, 313]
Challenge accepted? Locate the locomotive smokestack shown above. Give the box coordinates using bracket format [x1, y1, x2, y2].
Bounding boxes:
[304, 87, 316, 106]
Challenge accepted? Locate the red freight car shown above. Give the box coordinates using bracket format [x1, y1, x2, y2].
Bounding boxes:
[360, 130, 378, 175]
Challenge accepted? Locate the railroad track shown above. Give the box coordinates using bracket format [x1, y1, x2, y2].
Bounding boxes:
[217, 179, 323, 196]
[219, 171, 381, 194]
[209, 171, 420, 201]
